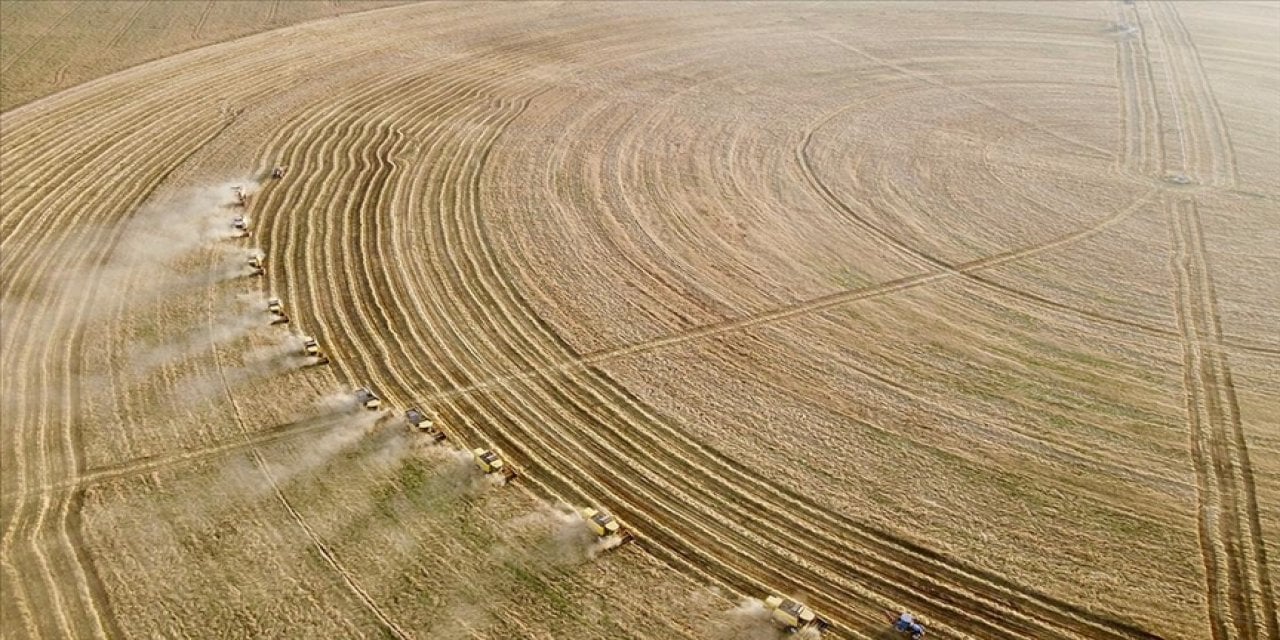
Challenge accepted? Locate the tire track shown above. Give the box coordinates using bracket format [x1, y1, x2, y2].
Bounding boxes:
[1148, 2, 1238, 187]
[191, 0, 213, 40]
[1114, 0, 1164, 177]
[1169, 197, 1277, 640]
[105, 0, 149, 50]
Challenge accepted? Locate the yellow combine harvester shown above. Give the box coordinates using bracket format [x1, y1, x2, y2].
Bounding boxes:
[580, 507, 633, 545]
[764, 595, 831, 634]
[472, 448, 516, 483]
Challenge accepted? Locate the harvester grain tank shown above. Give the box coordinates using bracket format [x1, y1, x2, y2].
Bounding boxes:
[301, 337, 329, 364]
[406, 407, 445, 442]
[581, 507, 633, 544]
[764, 595, 831, 634]
[354, 387, 381, 410]
[472, 447, 516, 483]
[267, 298, 289, 325]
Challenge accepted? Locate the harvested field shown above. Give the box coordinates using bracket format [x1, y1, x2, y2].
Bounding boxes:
[1, 2, 1277, 639]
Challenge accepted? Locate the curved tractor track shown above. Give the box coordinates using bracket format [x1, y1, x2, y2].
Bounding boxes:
[2, 2, 1276, 640]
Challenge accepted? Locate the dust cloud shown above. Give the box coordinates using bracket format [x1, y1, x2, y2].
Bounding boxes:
[707, 597, 790, 640]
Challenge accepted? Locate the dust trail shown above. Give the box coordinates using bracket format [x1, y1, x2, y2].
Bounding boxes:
[125, 306, 271, 378]
[708, 597, 789, 640]
[501, 501, 628, 569]
[11, 180, 262, 320]
[261, 409, 384, 488]
[233, 394, 388, 494]
[413, 448, 505, 497]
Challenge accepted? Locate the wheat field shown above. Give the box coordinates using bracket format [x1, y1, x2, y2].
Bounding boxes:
[1, 2, 1277, 639]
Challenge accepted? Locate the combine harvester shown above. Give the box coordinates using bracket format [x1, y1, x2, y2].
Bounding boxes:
[301, 336, 329, 365]
[405, 407, 445, 442]
[764, 595, 832, 635]
[472, 447, 516, 484]
[267, 298, 289, 325]
[232, 215, 250, 238]
[272, 166, 287, 179]
[354, 387, 381, 410]
[232, 185, 249, 207]
[247, 255, 264, 277]
[581, 507, 633, 546]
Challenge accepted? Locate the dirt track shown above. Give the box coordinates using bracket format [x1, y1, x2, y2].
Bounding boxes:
[2, 2, 1278, 639]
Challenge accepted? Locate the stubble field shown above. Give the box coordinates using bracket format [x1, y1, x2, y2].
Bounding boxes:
[1, 2, 1277, 639]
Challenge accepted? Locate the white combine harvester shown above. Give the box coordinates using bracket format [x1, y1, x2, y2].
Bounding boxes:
[354, 387, 381, 410]
[405, 407, 445, 442]
[247, 255, 264, 277]
[267, 298, 289, 325]
[301, 336, 329, 365]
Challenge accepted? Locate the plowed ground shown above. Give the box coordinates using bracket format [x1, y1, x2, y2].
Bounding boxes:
[2, 2, 1277, 639]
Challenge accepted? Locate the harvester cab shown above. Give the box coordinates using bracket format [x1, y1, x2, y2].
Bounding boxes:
[266, 298, 289, 325]
[247, 255, 264, 277]
[893, 612, 926, 639]
[764, 596, 831, 634]
[272, 166, 286, 179]
[405, 407, 445, 442]
[472, 447, 516, 483]
[301, 337, 329, 364]
[354, 387, 381, 410]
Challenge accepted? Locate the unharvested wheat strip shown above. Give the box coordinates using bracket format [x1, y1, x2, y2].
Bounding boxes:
[450, 94, 962, 634]
[0, 0, 84, 76]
